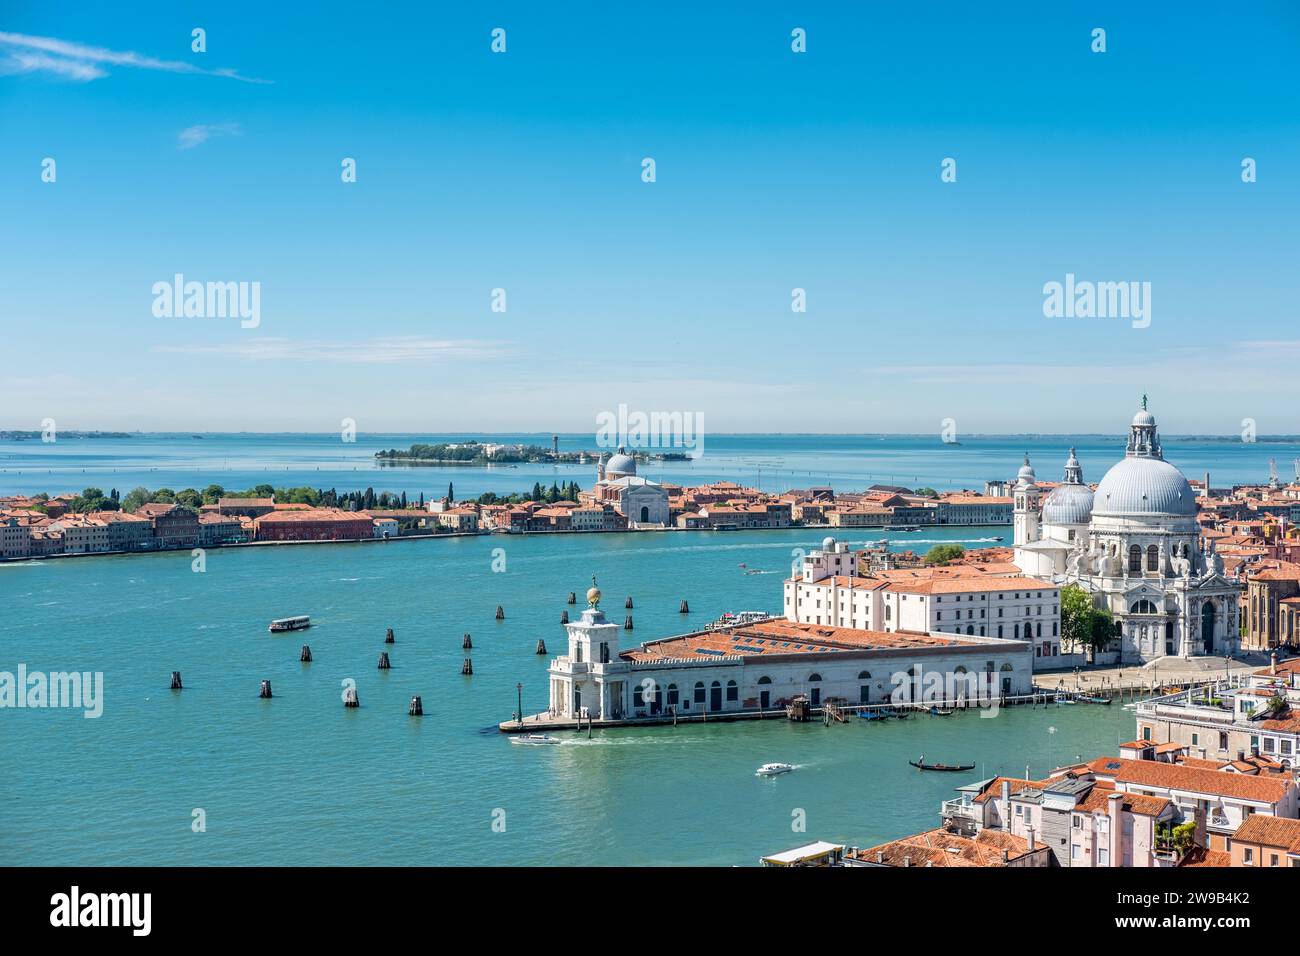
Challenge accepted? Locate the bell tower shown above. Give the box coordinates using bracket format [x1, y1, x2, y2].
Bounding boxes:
[1013, 454, 1041, 547]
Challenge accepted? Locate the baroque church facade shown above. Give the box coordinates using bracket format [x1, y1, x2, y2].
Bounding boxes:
[1013, 403, 1241, 663]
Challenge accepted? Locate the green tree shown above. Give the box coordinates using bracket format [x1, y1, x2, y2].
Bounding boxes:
[923, 543, 965, 565]
[175, 488, 203, 509]
[1061, 584, 1115, 653]
[202, 484, 226, 505]
[447, 482, 454, 502]
[122, 487, 151, 512]
[914, 487, 938, 498]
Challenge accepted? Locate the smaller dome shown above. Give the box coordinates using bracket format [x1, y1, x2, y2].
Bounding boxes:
[1132, 409, 1155, 427]
[1042, 483, 1094, 525]
[822, 536, 837, 551]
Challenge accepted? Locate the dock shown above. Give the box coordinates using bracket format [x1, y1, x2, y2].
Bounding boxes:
[498, 692, 1068, 733]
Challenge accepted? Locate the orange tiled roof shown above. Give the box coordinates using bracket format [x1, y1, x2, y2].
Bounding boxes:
[1232, 814, 1300, 851]
[855, 828, 1036, 867]
[1075, 788, 1172, 818]
[1086, 756, 1292, 804]
[625, 618, 979, 663]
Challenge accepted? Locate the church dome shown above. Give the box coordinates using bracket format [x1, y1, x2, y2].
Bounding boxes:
[1093, 457, 1197, 517]
[1043, 483, 1094, 525]
[605, 447, 636, 478]
[1131, 409, 1156, 427]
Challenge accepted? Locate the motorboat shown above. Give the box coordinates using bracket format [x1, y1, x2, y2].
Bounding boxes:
[510, 734, 561, 745]
[269, 615, 311, 633]
[756, 762, 795, 776]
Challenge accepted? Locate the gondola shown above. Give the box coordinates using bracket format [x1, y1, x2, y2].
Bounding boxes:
[857, 710, 888, 722]
[1077, 695, 1112, 705]
[928, 706, 955, 716]
[909, 759, 976, 772]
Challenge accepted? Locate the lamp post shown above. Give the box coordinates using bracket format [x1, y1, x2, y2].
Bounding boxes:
[516, 682, 523, 729]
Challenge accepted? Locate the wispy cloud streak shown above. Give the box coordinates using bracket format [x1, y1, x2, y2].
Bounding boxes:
[153, 337, 510, 365]
[178, 123, 243, 149]
[0, 31, 270, 83]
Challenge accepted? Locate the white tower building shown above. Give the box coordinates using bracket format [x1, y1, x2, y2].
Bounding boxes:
[1012, 455, 1041, 548]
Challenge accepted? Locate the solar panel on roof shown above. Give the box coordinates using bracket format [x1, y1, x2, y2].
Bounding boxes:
[694, 648, 727, 657]
[1105, 761, 1122, 770]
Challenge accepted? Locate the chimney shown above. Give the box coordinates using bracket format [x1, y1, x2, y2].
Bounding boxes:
[1204, 472, 1210, 499]
[1001, 780, 1012, 828]
[1027, 826, 1037, 852]
[902, 856, 911, 867]
[1193, 803, 1207, 851]
[1001, 848, 1009, 864]
[1108, 793, 1124, 866]
[876, 850, 884, 864]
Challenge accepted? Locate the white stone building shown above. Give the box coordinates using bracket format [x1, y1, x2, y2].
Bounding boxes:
[589, 448, 669, 528]
[545, 580, 1034, 723]
[784, 537, 1063, 662]
[1013, 403, 1242, 662]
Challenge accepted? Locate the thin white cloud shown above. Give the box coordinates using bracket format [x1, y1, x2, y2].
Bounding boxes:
[0, 31, 270, 83]
[152, 337, 510, 364]
[178, 122, 242, 149]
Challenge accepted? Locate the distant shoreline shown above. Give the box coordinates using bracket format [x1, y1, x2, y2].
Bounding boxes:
[4, 431, 1300, 442]
[0, 521, 1011, 565]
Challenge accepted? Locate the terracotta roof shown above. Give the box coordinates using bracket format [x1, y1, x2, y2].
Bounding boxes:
[625, 618, 980, 663]
[1178, 847, 1232, 868]
[854, 828, 1036, 867]
[1086, 756, 1293, 804]
[1075, 788, 1172, 818]
[1232, 814, 1300, 851]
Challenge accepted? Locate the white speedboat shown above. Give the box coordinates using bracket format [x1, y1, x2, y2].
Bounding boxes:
[756, 762, 795, 776]
[511, 733, 561, 746]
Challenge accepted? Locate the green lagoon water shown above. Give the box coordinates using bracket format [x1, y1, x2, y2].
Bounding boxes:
[0, 528, 1137, 866]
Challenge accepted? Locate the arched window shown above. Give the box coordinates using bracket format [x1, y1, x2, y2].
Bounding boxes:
[966, 625, 974, 635]
[997, 625, 1003, 638]
[666, 683, 679, 706]
[1000, 663, 1013, 671]
[757, 676, 772, 685]
[808, 673, 822, 682]
[1014, 623, 1020, 639]
[1147, 545, 1159, 571]
[693, 681, 705, 704]
[1128, 545, 1142, 572]
[639, 506, 649, 522]
[726, 680, 738, 702]
[857, 671, 871, 680]
[1130, 599, 1157, 615]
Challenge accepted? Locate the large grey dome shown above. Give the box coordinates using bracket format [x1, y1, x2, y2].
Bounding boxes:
[1043, 483, 1094, 524]
[605, 447, 637, 478]
[1093, 457, 1197, 517]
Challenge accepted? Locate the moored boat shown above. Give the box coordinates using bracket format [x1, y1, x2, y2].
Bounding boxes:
[756, 762, 795, 776]
[269, 615, 311, 633]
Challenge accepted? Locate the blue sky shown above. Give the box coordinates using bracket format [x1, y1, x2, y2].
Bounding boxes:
[2, 2, 1299, 434]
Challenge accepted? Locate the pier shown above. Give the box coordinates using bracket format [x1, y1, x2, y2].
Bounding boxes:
[499, 691, 1072, 733]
